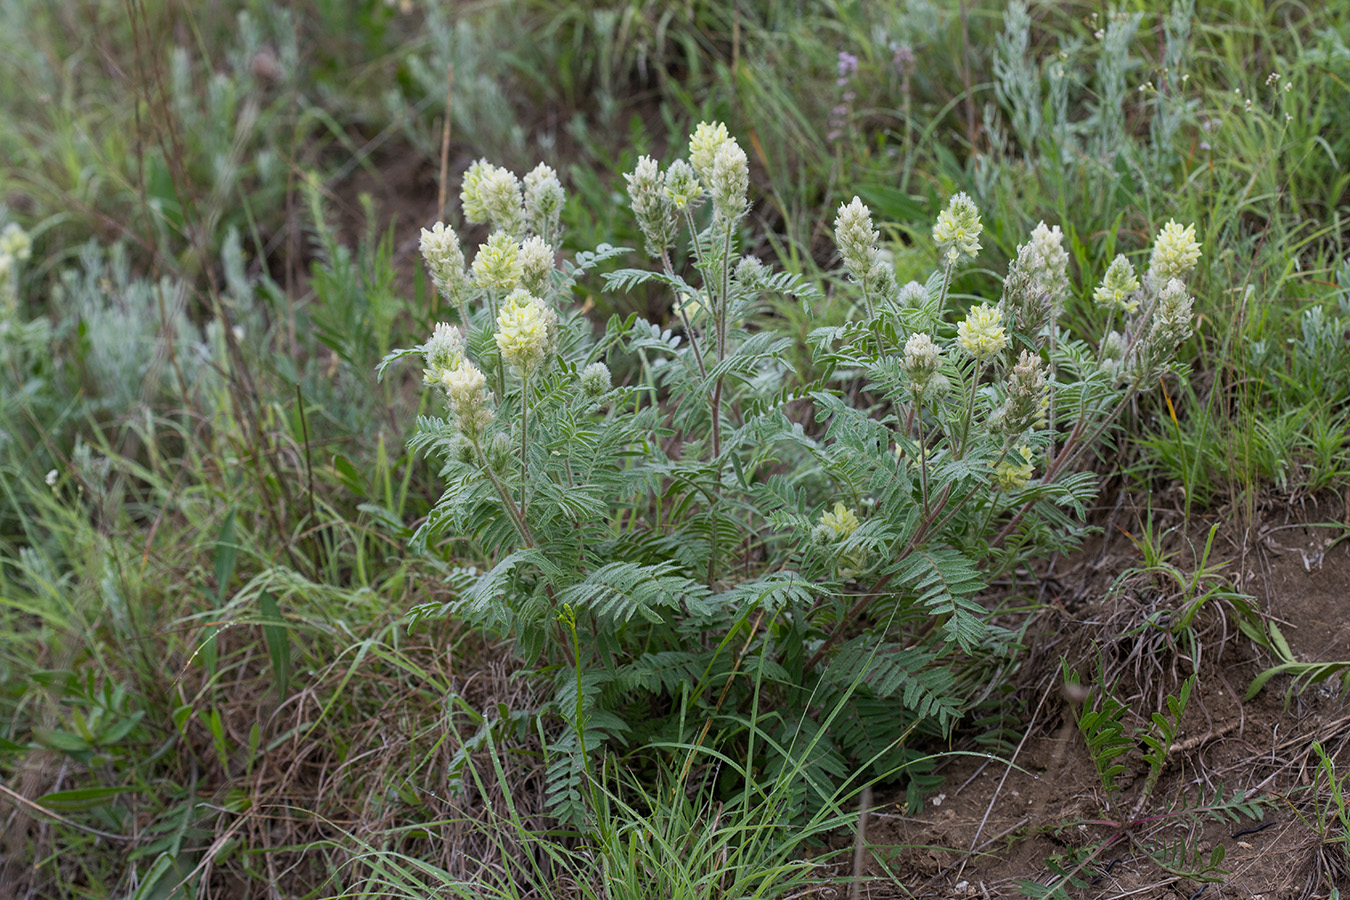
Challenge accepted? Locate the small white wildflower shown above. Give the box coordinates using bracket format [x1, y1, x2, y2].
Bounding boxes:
[478, 166, 524, 238]
[834, 197, 880, 285]
[734, 255, 767, 290]
[995, 350, 1047, 438]
[460, 159, 493, 224]
[956, 303, 1007, 360]
[932, 193, 983, 265]
[0, 223, 32, 261]
[820, 502, 860, 539]
[1148, 277, 1194, 354]
[897, 281, 927, 308]
[45, 469, 58, 487]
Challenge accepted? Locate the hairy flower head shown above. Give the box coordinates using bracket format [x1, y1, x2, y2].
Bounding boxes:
[440, 360, 493, 441]
[996, 349, 1047, 438]
[663, 160, 702, 211]
[689, 121, 731, 182]
[1148, 220, 1201, 284]
[1093, 254, 1141, 312]
[579, 361, 612, 398]
[518, 235, 555, 296]
[472, 232, 524, 293]
[461, 160, 523, 237]
[495, 289, 556, 377]
[897, 281, 927, 308]
[1024, 222, 1071, 306]
[956, 302, 1007, 360]
[460, 159, 493, 225]
[627, 156, 678, 257]
[1147, 277, 1194, 355]
[932, 192, 983, 265]
[834, 197, 880, 282]
[901, 332, 942, 391]
[820, 502, 860, 539]
[423, 322, 466, 382]
[709, 139, 750, 222]
[419, 222, 471, 308]
[523, 162, 564, 240]
[734, 255, 768, 291]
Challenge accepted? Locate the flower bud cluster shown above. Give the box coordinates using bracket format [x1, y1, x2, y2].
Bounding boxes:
[834, 197, 897, 312]
[734, 255, 768, 291]
[897, 281, 927, 308]
[817, 501, 860, 540]
[1001, 247, 1054, 340]
[494, 288, 557, 378]
[1147, 278, 1194, 355]
[932, 192, 983, 265]
[995, 350, 1046, 438]
[957, 303, 1007, 360]
[901, 332, 941, 391]
[626, 156, 679, 258]
[579, 361, 612, 398]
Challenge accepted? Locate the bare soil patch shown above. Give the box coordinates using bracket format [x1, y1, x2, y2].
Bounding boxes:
[851, 491, 1350, 900]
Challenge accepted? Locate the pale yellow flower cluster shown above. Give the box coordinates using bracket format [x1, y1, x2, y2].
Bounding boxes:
[994, 445, 1036, 491]
[1148, 220, 1202, 284]
[440, 360, 493, 440]
[495, 289, 556, 377]
[956, 303, 1007, 360]
[932, 193, 983, 265]
[820, 502, 860, 539]
[472, 232, 524, 294]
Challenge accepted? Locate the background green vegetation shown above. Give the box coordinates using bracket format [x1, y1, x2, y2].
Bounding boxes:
[1, 0, 1347, 897]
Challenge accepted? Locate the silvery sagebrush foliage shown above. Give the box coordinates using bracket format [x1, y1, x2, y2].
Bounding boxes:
[382, 124, 1203, 823]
